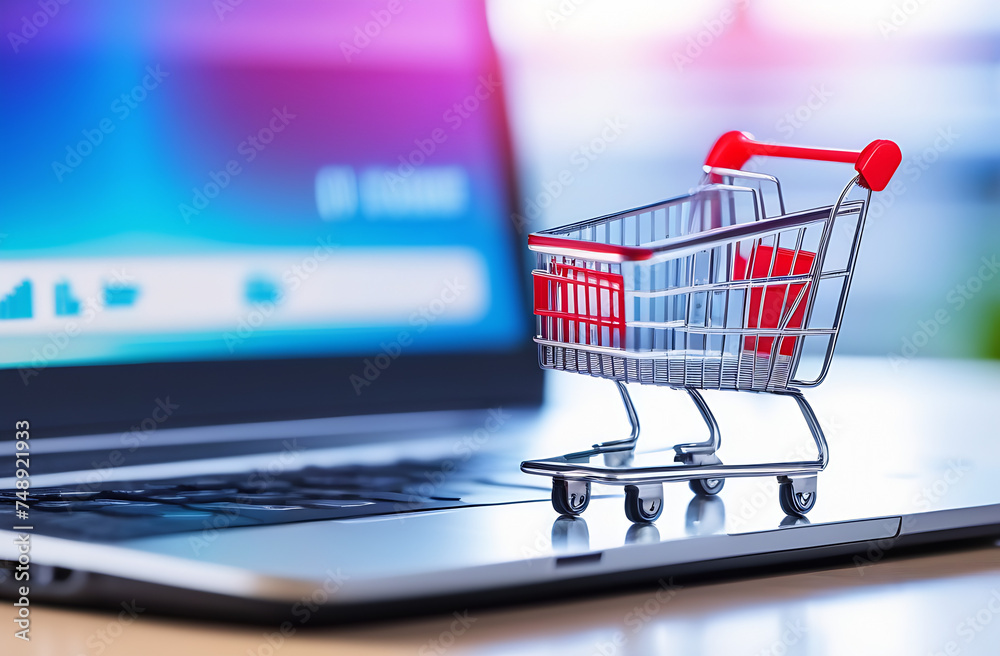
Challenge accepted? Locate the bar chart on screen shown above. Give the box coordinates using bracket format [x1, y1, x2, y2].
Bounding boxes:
[54, 281, 82, 317]
[0, 248, 489, 335]
[103, 281, 141, 308]
[0, 280, 32, 320]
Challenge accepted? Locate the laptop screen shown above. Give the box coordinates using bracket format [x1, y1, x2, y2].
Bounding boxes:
[0, 0, 524, 372]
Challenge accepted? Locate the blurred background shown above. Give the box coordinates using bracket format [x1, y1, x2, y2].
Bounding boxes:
[491, 0, 1000, 361]
[2, 0, 998, 373]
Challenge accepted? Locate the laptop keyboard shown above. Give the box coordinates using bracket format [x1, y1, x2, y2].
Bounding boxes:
[0, 458, 547, 541]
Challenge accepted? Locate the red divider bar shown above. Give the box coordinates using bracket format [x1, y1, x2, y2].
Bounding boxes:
[528, 234, 654, 263]
[533, 263, 626, 348]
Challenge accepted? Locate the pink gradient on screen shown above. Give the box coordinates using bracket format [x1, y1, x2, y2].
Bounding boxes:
[144, 0, 491, 68]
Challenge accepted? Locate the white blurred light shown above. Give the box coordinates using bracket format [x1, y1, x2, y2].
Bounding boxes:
[750, 0, 1000, 37]
[489, 0, 1000, 47]
[487, 0, 731, 49]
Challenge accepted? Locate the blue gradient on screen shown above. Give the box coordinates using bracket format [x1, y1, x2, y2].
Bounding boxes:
[0, 1, 524, 368]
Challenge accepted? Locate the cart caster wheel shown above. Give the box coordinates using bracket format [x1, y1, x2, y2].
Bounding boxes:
[551, 478, 590, 516]
[624, 484, 663, 523]
[778, 480, 817, 516]
[689, 477, 725, 496]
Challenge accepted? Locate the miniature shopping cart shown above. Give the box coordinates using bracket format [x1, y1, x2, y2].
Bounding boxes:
[522, 131, 901, 522]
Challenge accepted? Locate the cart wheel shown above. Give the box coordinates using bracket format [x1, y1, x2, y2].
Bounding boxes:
[551, 478, 591, 516]
[689, 477, 725, 496]
[624, 484, 663, 523]
[778, 481, 817, 516]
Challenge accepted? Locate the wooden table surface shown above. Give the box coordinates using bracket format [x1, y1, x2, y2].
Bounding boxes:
[6, 541, 1000, 656]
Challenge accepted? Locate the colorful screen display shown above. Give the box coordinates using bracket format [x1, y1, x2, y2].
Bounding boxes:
[0, 0, 524, 370]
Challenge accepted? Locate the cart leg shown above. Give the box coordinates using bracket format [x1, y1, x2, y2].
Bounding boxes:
[773, 388, 829, 468]
[671, 388, 726, 495]
[773, 388, 827, 516]
[672, 388, 722, 457]
[584, 380, 640, 467]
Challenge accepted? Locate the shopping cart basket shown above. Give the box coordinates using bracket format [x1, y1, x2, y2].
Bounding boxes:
[522, 131, 901, 522]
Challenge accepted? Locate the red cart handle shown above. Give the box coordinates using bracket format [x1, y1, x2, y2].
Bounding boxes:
[704, 131, 902, 192]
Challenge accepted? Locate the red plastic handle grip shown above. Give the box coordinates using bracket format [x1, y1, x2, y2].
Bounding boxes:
[704, 131, 902, 192]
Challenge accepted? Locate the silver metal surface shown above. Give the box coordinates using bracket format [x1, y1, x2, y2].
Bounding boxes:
[1, 358, 999, 610]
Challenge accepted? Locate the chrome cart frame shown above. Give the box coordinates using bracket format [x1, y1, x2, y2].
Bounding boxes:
[521, 131, 902, 522]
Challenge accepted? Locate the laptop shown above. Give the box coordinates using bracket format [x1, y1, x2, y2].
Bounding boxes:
[2, 0, 999, 625]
